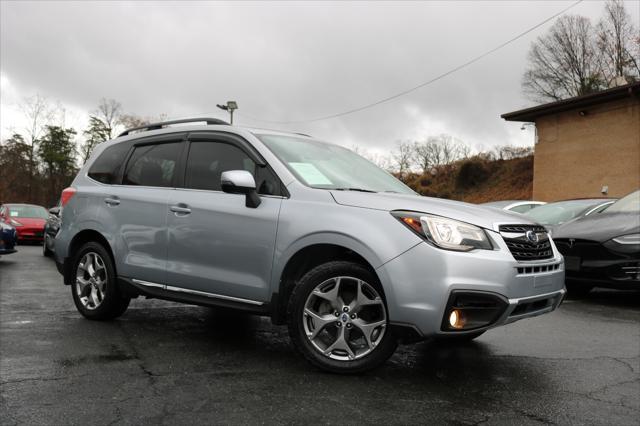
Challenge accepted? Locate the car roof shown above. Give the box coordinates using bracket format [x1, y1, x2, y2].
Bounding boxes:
[113, 121, 312, 143]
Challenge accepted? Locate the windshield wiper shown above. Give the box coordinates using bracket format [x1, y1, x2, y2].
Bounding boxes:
[333, 187, 377, 193]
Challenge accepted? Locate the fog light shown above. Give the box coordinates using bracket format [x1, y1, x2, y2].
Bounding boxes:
[449, 309, 464, 329]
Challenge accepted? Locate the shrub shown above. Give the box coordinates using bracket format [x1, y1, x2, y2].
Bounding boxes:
[456, 159, 489, 189]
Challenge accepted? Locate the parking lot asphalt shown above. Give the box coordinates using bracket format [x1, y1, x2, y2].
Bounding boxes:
[1, 246, 639, 425]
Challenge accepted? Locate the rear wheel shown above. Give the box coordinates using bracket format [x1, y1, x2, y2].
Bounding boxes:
[287, 261, 397, 374]
[71, 242, 130, 320]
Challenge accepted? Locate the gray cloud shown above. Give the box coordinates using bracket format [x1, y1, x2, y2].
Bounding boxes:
[1, 0, 634, 152]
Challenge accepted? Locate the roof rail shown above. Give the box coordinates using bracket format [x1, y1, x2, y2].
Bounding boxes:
[118, 117, 229, 137]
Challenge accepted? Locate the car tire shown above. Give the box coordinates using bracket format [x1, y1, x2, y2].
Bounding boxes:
[287, 261, 397, 374]
[565, 282, 593, 299]
[42, 235, 52, 257]
[71, 241, 130, 320]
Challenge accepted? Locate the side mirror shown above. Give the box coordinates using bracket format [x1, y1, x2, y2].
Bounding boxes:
[221, 170, 261, 208]
[49, 207, 60, 216]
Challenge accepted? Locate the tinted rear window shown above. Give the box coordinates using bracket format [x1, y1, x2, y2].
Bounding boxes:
[123, 142, 182, 187]
[88, 143, 130, 184]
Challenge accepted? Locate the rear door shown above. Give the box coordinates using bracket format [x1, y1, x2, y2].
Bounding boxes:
[165, 132, 284, 303]
[93, 134, 185, 284]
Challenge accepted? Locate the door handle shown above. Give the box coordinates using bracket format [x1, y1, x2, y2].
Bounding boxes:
[170, 204, 191, 215]
[104, 197, 120, 206]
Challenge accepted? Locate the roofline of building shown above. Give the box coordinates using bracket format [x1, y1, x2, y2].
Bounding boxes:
[501, 81, 640, 122]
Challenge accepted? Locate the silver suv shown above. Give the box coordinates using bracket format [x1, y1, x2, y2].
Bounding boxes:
[54, 118, 565, 373]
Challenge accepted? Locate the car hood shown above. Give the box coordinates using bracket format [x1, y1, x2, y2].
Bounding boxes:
[552, 212, 640, 243]
[330, 191, 534, 230]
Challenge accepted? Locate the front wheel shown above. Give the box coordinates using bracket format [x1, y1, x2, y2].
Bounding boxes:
[287, 261, 397, 374]
[71, 242, 130, 320]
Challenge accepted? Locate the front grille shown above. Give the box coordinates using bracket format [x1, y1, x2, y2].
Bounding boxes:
[499, 224, 553, 261]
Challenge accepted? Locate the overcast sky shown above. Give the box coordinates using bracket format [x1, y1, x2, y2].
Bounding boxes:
[1, 1, 638, 156]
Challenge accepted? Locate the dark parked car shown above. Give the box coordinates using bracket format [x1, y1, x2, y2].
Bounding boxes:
[0, 203, 48, 243]
[553, 190, 640, 297]
[524, 198, 616, 234]
[43, 205, 61, 257]
[0, 221, 18, 256]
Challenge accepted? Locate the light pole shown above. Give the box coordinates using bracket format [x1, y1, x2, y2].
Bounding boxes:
[216, 101, 238, 125]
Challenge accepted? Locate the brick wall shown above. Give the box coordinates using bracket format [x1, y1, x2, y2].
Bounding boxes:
[533, 96, 640, 201]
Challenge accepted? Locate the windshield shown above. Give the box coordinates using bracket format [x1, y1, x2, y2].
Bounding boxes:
[8, 205, 48, 219]
[257, 134, 415, 194]
[524, 200, 603, 225]
[605, 190, 640, 213]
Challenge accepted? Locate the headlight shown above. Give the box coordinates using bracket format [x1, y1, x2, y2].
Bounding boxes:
[392, 211, 492, 251]
[9, 219, 23, 227]
[612, 234, 640, 245]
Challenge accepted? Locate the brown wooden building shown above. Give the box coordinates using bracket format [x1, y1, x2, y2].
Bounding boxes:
[502, 82, 640, 201]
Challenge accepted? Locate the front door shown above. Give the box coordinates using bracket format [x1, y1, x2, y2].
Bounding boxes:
[165, 135, 283, 303]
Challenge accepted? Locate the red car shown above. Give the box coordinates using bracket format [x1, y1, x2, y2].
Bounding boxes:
[0, 203, 48, 243]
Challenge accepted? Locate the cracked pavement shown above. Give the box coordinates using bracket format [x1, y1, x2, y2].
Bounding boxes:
[1, 246, 639, 425]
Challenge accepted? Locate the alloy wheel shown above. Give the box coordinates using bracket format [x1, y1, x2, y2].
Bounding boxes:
[75, 251, 108, 310]
[302, 276, 387, 361]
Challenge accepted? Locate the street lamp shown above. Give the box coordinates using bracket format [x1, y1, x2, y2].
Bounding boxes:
[520, 122, 538, 145]
[216, 101, 238, 124]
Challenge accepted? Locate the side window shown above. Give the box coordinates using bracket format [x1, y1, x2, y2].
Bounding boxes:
[87, 142, 130, 184]
[123, 142, 182, 187]
[185, 141, 281, 195]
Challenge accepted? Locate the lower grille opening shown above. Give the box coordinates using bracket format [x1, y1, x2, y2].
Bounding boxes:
[511, 298, 553, 317]
[517, 263, 561, 275]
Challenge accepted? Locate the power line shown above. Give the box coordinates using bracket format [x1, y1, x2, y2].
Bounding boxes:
[237, 0, 584, 125]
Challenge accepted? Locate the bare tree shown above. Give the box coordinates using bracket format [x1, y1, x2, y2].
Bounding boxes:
[523, 15, 605, 102]
[414, 134, 470, 172]
[351, 145, 392, 171]
[94, 98, 123, 139]
[119, 113, 150, 130]
[457, 143, 472, 160]
[597, 0, 640, 83]
[440, 134, 461, 165]
[391, 141, 414, 177]
[19, 94, 55, 199]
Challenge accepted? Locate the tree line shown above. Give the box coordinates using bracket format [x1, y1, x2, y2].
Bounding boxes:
[0, 97, 159, 207]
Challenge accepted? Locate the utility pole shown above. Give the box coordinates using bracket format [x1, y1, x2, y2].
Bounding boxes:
[216, 101, 238, 124]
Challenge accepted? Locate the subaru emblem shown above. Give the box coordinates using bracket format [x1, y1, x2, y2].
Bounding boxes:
[526, 230, 539, 243]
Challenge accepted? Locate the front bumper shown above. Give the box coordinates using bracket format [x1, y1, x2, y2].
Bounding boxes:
[376, 230, 565, 338]
[16, 227, 44, 241]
